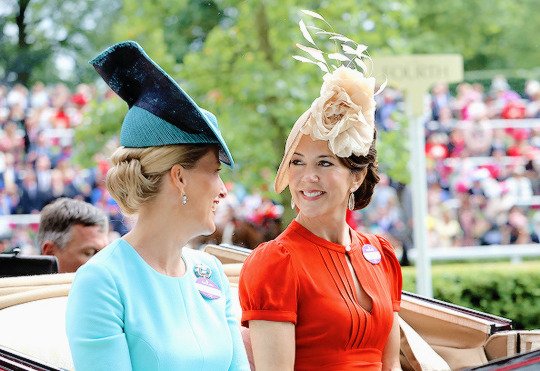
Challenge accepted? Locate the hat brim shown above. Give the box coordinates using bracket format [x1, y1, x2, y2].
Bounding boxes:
[274, 109, 312, 193]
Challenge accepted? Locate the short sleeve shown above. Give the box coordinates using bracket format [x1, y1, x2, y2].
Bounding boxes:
[376, 235, 403, 312]
[239, 241, 298, 326]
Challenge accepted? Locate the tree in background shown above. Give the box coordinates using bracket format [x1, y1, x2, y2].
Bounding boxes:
[0, 0, 121, 85]
[65, 0, 540, 209]
[406, 0, 540, 71]
[177, 0, 415, 201]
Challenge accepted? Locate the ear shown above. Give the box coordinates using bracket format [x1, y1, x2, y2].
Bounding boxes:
[42, 241, 58, 256]
[169, 164, 187, 192]
[351, 167, 368, 192]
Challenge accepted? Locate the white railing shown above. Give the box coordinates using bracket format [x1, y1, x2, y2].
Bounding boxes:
[427, 118, 540, 130]
[408, 244, 540, 264]
[443, 156, 527, 168]
[0, 214, 41, 225]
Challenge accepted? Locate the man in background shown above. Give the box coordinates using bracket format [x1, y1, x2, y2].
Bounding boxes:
[38, 198, 108, 273]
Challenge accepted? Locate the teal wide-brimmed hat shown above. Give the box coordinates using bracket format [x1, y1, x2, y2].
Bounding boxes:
[90, 41, 234, 166]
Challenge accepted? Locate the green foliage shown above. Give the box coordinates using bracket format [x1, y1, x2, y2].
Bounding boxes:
[68, 0, 540, 193]
[73, 97, 126, 168]
[177, 0, 414, 203]
[402, 261, 540, 330]
[405, 0, 540, 71]
[163, 0, 223, 64]
[0, 0, 121, 85]
[377, 111, 410, 184]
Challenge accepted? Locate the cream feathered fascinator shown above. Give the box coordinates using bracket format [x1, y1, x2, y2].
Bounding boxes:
[274, 10, 385, 193]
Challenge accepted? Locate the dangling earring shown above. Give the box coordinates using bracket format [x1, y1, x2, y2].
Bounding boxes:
[348, 192, 355, 211]
[291, 199, 296, 210]
[182, 194, 188, 205]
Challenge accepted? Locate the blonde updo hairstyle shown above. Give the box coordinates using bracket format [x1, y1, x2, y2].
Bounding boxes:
[106, 144, 212, 215]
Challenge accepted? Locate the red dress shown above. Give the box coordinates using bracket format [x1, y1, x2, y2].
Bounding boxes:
[239, 221, 402, 370]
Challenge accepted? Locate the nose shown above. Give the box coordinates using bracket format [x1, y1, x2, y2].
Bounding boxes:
[218, 178, 228, 199]
[301, 169, 320, 183]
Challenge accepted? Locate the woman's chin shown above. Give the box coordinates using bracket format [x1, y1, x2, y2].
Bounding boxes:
[201, 222, 216, 237]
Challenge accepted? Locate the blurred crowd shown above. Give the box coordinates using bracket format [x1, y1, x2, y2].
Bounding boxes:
[0, 75, 539, 256]
[0, 82, 130, 254]
[360, 75, 540, 250]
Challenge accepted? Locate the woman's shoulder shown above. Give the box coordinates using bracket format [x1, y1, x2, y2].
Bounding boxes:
[249, 222, 302, 257]
[249, 238, 290, 260]
[183, 247, 223, 271]
[241, 238, 295, 277]
[355, 231, 399, 260]
[72, 239, 140, 289]
[77, 239, 125, 274]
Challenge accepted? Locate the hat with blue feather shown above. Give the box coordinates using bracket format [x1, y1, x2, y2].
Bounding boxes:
[90, 41, 234, 166]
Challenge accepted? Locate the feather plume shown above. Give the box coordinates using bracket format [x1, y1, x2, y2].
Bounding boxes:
[296, 43, 326, 63]
[299, 20, 315, 45]
[316, 62, 329, 73]
[293, 55, 319, 65]
[330, 35, 356, 44]
[375, 79, 388, 96]
[300, 9, 325, 21]
[354, 58, 368, 74]
[328, 53, 350, 62]
[293, 9, 383, 97]
[342, 44, 357, 55]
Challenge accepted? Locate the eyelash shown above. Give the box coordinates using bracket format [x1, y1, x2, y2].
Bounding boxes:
[290, 160, 333, 167]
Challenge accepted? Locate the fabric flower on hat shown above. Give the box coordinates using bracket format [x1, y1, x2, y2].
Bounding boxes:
[302, 66, 376, 157]
[273, 9, 384, 193]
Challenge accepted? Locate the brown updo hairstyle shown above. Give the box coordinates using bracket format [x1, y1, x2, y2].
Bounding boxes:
[338, 131, 380, 210]
[106, 144, 213, 215]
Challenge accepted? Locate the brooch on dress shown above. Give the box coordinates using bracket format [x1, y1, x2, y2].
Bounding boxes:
[193, 263, 221, 300]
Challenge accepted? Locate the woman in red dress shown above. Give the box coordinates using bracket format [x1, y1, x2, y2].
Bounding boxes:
[238, 13, 402, 371]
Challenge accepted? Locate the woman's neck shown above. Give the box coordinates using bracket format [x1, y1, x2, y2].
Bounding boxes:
[123, 206, 190, 277]
[295, 212, 352, 246]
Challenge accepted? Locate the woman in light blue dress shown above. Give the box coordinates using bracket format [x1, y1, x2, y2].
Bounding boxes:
[65, 41, 249, 371]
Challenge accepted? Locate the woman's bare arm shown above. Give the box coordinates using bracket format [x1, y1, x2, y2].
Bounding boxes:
[249, 320, 295, 371]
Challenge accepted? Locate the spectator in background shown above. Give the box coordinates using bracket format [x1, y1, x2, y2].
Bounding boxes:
[505, 206, 531, 244]
[430, 82, 453, 121]
[0, 232, 10, 253]
[505, 166, 533, 202]
[525, 80, 540, 118]
[38, 197, 108, 273]
[462, 101, 493, 157]
[531, 212, 540, 243]
[16, 169, 47, 214]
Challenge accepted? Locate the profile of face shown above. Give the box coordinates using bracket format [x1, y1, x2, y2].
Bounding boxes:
[182, 148, 227, 236]
[288, 135, 366, 220]
[44, 224, 108, 273]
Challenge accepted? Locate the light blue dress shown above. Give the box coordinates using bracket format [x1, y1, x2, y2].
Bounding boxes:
[66, 239, 249, 370]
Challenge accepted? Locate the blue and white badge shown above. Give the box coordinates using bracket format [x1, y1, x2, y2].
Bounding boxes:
[362, 244, 381, 265]
[193, 263, 221, 299]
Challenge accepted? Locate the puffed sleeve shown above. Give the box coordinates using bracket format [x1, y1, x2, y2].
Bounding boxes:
[210, 256, 250, 371]
[65, 262, 132, 370]
[239, 241, 298, 326]
[377, 235, 403, 312]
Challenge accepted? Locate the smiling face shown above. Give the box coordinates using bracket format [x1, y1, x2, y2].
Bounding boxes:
[289, 135, 366, 222]
[182, 148, 227, 236]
